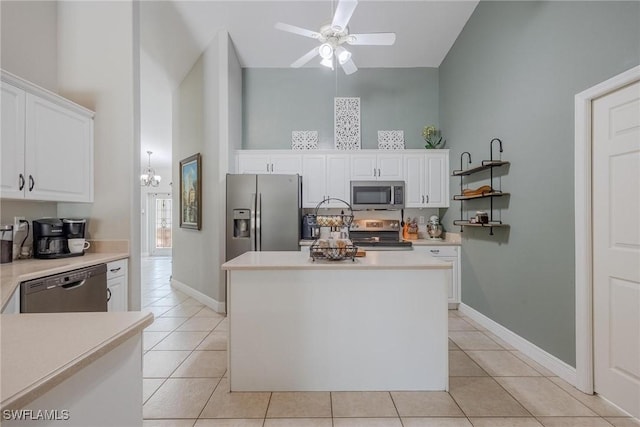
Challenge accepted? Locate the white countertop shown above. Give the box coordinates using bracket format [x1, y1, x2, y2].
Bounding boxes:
[0, 311, 154, 410]
[0, 252, 129, 312]
[222, 250, 452, 270]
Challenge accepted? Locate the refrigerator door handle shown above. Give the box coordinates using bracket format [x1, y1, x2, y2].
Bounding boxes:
[256, 193, 262, 251]
[250, 193, 257, 251]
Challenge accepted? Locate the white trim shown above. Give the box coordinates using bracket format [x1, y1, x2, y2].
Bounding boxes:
[459, 303, 577, 385]
[574, 65, 640, 394]
[171, 278, 226, 313]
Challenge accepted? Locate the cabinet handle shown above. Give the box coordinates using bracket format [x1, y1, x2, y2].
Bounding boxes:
[28, 175, 35, 191]
[266, 163, 269, 172]
[271, 164, 274, 172]
[107, 288, 112, 302]
[422, 195, 425, 203]
[378, 168, 381, 177]
[430, 249, 440, 254]
[110, 267, 121, 273]
[373, 168, 376, 177]
[426, 195, 429, 203]
[18, 174, 25, 191]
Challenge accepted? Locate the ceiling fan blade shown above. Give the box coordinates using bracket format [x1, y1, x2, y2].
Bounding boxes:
[291, 47, 320, 68]
[332, 0, 358, 32]
[347, 32, 396, 46]
[275, 22, 320, 39]
[341, 57, 358, 75]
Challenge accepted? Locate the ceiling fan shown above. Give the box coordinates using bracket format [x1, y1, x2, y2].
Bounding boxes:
[274, 0, 396, 75]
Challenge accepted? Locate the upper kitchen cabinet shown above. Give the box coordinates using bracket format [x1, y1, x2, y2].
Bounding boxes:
[403, 151, 450, 208]
[1, 71, 94, 202]
[302, 153, 350, 208]
[236, 151, 302, 175]
[350, 153, 403, 180]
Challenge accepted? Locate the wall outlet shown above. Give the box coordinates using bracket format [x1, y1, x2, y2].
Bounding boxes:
[13, 217, 27, 231]
[419, 216, 425, 224]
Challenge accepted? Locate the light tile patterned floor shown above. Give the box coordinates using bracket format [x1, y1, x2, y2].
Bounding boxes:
[141, 257, 639, 427]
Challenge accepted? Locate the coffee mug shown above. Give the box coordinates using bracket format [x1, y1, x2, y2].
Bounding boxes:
[68, 239, 90, 254]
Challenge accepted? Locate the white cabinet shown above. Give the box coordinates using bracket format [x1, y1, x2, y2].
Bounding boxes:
[107, 259, 128, 312]
[403, 151, 449, 208]
[351, 153, 403, 180]
[302, 154, 350, 208]
[237, 152, 301, 175]
[1, 73, 94, 202]
[1, 288, 20, 314]
[413, 245, 460, 308]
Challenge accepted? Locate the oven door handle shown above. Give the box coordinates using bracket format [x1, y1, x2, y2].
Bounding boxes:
[61, 279, 87, 290]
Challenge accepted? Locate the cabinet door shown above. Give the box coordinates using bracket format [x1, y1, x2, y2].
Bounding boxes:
[25, 94, 93, 202]
[237, 153, 270, 174]
[440, 256, 459, 304]
[424, 152, 449, 207]
[325, 154, 350, 205]
[107, 276, 127, 312]
[350, 154, 377, 180]
[302, 155, 327, 208]
[1, 82, 26, 199]
[271, 154, 302, 175]
[403, 154, 425, 207]
[377, 154, 403, 180]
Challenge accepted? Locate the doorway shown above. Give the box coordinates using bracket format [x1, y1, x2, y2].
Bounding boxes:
[148, 193, 172, 257]
[575, 66, 640, 418]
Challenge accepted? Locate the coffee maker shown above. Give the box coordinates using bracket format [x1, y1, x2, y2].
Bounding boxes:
[33, 218, 86, 259]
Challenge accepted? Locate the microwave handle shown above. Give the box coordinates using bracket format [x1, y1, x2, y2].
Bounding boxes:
[391, 187, 394, 205]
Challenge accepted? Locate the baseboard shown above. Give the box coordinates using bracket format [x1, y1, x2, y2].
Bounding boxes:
[458, 303, 577, 386]
[170, 278, 226, 314]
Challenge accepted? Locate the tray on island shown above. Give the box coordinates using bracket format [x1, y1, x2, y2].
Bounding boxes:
[309, 241, 357, 261]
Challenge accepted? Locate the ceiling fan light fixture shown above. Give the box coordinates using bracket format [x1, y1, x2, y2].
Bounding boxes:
[336, 46, 351, 64]
[320, 57, 334, 69]
[318, 43, 334, 59]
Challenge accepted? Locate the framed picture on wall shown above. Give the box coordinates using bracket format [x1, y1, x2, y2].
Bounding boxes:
[179, 153, 202, 230]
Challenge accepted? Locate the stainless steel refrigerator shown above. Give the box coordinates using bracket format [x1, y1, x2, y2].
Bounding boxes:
[226, 174, 301, 261]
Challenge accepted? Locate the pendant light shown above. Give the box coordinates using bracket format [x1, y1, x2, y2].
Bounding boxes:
[140, 150, 161, 187]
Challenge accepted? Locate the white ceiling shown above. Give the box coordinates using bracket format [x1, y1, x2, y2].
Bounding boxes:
[140, 0, 479, 169]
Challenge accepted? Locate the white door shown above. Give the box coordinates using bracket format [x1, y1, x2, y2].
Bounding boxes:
[0, 82, 26, 199]
[425, 152, 449, 207]
[25, 94, 93, 202]
[325, 154, 350, 205]
[149, 194, 172, 257]
[237, 153, 270, 174]
[271, 154, 302, 175]
[377, 154, 404, 180]
[593, 80, 640, 419]
[403, 154, 425, 207]
[302, 155, 327, 208]
[351, 154, 377, 180]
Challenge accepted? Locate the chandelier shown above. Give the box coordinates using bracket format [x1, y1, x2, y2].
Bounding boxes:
[140, 150, 161, 187]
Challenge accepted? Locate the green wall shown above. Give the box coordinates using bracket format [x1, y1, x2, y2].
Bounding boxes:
[243, 68, 439, 149]
[439, 1, 640, 366]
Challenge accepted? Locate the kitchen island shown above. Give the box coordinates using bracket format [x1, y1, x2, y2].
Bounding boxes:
[222, 250, 451, 392]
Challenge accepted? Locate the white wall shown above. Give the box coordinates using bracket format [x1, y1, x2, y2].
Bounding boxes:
[55, 1, 139, 309]
[172, 30, 240, 310]
[0, 1, 58, 92]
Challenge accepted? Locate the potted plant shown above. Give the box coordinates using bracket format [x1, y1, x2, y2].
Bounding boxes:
[422, 125, 446, 149]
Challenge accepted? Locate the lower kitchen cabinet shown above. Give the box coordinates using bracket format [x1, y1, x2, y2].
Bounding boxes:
[413, 245, 460, 308]
[107, 259, 128, 312]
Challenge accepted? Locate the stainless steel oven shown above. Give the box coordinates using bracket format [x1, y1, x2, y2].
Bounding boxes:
[20, 264, 108, 313]
[350, 181, 405, 210]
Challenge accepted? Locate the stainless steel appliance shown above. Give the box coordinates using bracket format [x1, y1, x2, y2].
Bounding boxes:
[350, 181, 405, 210]
[427, 215, 444, 240]
[226, 174, 301, 261]
[33, 218, 87, 259]
[301, 214, 318, 240]
[20, 264, 108, 313]
[350, 219, 413, 250]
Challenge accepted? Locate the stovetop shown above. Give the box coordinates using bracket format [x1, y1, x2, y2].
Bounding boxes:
[349, 219, 411, 250]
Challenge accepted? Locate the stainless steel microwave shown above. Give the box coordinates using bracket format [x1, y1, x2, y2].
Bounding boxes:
[350, 181, 405, 210]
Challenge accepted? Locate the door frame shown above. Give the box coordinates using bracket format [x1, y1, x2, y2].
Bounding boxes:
[574, 65, 640, 394]
[147, 192, 172, 257]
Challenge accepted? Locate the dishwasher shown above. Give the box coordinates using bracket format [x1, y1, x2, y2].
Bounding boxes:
[20, 264, 108, 313]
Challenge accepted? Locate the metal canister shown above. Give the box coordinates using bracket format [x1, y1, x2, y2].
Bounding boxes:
[0, 224, 14, 264]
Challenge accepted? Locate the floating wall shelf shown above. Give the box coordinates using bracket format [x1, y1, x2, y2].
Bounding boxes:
[453, 138, 509, 236]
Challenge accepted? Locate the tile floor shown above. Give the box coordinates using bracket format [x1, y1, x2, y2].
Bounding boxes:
[141, 257, 639, 427]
